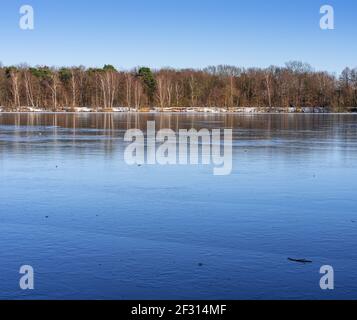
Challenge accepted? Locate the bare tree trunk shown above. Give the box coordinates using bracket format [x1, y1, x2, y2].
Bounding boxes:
[100, 75, 107, 109]
[10, 71, 21, 107]
[265, 72, 272, 109]
[109, 72, 116, 110]
[99, 72, 117, 110]
[189, 75, 195, 108]
[230, 76, 234, 108]
[134, 81, 142, 111]
[71, 69, 76, 108]
[175, 82, 183, 108]
[47, 74, 59, 111]
[167, 79, 172, 108]
[24, 71, 35, 107]
[175, 83, 179, 108]
[156, 76, 166, 111]
[125, 74, 132, 110]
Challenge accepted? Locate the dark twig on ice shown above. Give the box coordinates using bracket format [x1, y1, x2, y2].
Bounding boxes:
[288, 258, 313, 264]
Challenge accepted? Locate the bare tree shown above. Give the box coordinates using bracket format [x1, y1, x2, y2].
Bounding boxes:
[156, 75, 166, 111]
[24, 70, 35, 107]
[264, 70, 272, 109]
[134, 79, 143, 111]
[174, 81, 184, 108]
[47, 73, 59, 111]
[125, 73, 133, 110]
[189, 74, 196, 108]
[71, 69, 77, 108]
[10, 69, 21, 107]
[0, 62, 354, 112]
[99, 70, 118, 110]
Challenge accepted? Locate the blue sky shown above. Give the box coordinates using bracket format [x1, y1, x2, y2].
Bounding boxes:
[0, 0, 355, 73]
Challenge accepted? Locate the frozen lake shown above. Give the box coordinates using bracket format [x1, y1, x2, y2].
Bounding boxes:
[0, 113, 356, 299]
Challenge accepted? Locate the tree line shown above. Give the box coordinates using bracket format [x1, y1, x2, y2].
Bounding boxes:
[0, 61, 356, 112]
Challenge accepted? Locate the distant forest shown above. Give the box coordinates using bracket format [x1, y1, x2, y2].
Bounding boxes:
[0, 61, 356, 112]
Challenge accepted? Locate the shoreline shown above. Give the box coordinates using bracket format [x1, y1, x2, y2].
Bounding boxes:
[0, 111, 356, 115]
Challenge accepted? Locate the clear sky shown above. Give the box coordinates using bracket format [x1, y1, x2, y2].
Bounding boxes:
[0, 0, 355, 74]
